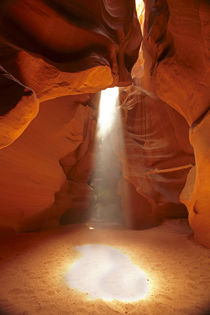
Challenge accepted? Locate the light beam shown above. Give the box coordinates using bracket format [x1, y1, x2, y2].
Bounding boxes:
[97, 87, 119, 139]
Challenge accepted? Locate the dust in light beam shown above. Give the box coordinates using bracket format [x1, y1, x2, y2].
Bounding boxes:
[135, 0, 144, 17]
[66, 245, 149, 302]
[97, 87, 119, 139]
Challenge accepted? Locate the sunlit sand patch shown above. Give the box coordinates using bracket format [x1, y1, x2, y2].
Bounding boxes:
[66, 244, 149, 302]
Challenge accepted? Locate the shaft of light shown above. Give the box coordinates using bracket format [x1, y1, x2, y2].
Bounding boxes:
[97, 87, 119, 139]
[135, 0, 144, 17]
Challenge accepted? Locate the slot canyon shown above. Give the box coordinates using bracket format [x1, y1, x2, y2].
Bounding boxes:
[0, 0, 210, 314]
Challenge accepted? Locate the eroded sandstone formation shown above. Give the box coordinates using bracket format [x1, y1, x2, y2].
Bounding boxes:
[141, 0, 210, 246]
[143, 0, 210, 126]
[0, 66, 38, 148]
[0, 0, 209, 249]
[0, 0, 140, 231]
[117, 83, 194, 229]
[0, 95, 95, 231]
[181, 111, 210, 248]
[0, 0, 141, 148]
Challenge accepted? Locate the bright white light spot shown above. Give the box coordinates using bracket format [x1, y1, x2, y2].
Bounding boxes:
[89, 227, 94, 230]
[66, 244, 149, 302]
[97, 87, 119, 139]
[135, 0, 144, 17]
[135, 0, 145, 34]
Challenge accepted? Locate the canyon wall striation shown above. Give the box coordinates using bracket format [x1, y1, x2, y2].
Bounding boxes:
[0, 0, 141, 148]
[140, 0, 210, 246]
[0, 0, 210, 248]
[0, 0, 140, 231]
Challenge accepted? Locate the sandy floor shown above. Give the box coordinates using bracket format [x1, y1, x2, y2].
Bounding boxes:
[0, 219, 210, 315]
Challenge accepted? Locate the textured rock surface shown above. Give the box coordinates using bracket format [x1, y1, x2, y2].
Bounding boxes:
[142, 0, 210, 245]
[117, 86, 194, 229]
[0, 66, 38, 148]
[0, 0, 210, 247]
[0, 0, 140, 148]
[0, 0, 141, 87]
[181, 110, 210, 248]
[143, 0, 210, 125]
[0, 0, 141, 99]
[0, 95, 95, 231]
[0, 0, 141, 230]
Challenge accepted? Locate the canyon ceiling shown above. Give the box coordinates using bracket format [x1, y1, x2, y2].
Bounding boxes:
[0, 0, 209, 248]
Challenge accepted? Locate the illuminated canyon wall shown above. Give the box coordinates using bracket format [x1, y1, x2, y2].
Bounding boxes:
[138, 0, 210, 247]
[118, 84, 194, 229]
[0, 0, 210, 248]
[0, 0, 141, 148]
[0, 0, 140, 231]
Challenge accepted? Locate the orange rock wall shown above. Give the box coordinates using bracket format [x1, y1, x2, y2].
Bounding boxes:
[0, 66, 38, 149]
[118, 86, 194, 228]
[143, 0, 210, 125]
[142, 0, 210, 246]
[0, 0, 210, 249]
[0, 0, 141, 148]
[0, 95, 95, 231]
[0, 1, 141, 231]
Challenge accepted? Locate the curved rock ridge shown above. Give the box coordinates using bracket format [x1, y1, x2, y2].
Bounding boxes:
[0, 0, 141, 91]
[0, 66, 38, 149]
[181, 110, 210, 248]
[0, 0, 141, 147]
[0, 95, 95, 232]
[142, 0, 210, 246]
[117, 85, 194, 229]
[143, 0, 210, 126]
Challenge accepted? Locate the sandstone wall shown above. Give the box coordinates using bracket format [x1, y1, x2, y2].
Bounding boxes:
[0, 95, 94, 231]
[0, 0, 141, 148]
[142, 0, 210, 246]
[0, 1, 141, 231]
[117, 85, 194, 229]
